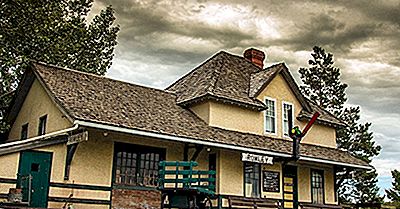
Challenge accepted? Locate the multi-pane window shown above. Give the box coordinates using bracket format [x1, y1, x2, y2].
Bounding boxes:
[114, 143, 165, 188]
[21, 123, 28, 140]
[283, 103, 293, 137]
[311, 170, 324, 204]
[38, 115, 47, 136]
[265, 98, 276, 134]
[244, 162, 260, 198]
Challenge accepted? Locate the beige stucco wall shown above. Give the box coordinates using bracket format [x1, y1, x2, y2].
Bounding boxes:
[256, 74, 337, 148]
[300, 124, 336, 148]
[218, 149, 243, 195]
[297, 163, 337, 205]
[189, 73, 337, 148]
[209, 101, 263, 134]
[0, 152, 20, 179]
[191, 101, 211, 124]
[0, 152, 20, 198]
[298, 166, 311, 202]
[8, 79, 72, 141]
[324, 167, 336, 204]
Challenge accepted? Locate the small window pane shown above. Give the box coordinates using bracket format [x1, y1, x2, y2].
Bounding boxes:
[38, 115, 47, 136]
[311, 170, 324, 204]
[113, 143, 165, 187]
[244, 163, 260, 198]
[21, 124, 28, 140]
[265, 99, 276, 133]
[283, 103, 293, 136]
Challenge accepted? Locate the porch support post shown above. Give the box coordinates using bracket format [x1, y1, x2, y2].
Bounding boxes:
[183, 144, 189, 161]
[64, 143, 78, 180]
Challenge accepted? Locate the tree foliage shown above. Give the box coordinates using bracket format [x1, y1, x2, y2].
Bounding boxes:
[299, 46, 348, 114]
[299, 46, 382, 204]
[0, 0, 119, 134]
[386, 170, 400, 207]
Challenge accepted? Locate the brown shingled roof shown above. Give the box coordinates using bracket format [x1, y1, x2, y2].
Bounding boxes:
[166, 51, 266, 110]
[168, 51, 342, 127]
[29, 61, 369, 168]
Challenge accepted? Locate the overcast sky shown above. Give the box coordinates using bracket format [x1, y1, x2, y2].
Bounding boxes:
[90, 0, 400, 195]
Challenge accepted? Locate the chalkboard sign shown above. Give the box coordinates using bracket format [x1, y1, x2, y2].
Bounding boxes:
[263, 171, 280, 192]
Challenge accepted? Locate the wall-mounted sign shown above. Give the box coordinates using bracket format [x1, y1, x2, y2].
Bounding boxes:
[241, 153, 273, 164]
[67, 131, 88, 145]
[263, 170, 280, 192]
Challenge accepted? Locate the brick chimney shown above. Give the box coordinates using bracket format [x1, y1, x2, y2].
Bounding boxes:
[243, 48, 265, 69]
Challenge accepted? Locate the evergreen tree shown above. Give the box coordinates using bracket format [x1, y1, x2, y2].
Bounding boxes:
[386, 170, 400, 208]
[0, 0, 119, 135]
[299, 46, 382, 204]
[299, 46, 348, 114]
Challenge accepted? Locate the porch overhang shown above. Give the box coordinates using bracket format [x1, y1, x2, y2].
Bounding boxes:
[74, 120, 373, 170]
[0, 124, 79, 156]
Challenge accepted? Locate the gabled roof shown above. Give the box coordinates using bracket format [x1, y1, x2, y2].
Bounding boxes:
[166, 51, 266, 110]
[6, 69, 36, 131]
[249, 63, 312, 112]
[168, 51, 341, 127]
[13, 61, 369, 168]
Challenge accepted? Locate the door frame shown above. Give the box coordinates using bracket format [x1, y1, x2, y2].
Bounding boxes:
[18, 150, 53, 208]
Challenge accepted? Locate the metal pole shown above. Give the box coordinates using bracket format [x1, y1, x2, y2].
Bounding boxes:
[28, 174, 32, 205]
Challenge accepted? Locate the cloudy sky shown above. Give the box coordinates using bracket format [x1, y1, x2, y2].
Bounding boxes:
[89, 0, 400, 196]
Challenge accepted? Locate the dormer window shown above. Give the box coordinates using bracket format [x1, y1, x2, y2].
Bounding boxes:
[283, 102, 294, 137]
[264, 98, 276, 134]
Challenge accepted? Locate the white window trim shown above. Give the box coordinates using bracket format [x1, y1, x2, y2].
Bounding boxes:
[282, 101, 294, 138]
[264, 97, 277, 135]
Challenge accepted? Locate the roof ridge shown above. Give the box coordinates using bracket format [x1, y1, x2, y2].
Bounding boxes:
[32, 61, 175, 97]
[206, 57, 226, 94]
[165, 51, 225, 91]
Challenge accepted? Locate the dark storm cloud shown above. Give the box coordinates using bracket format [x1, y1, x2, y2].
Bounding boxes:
[338, 0, 400, 27]
[276, 14, 379, 52]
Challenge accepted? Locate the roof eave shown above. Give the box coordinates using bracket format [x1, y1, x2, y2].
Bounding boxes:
[177, 94, 267, 111]
[30, 63, 75, 123]
[4, 66, 36, 142]
[74, 119, 371, 170]
[297, 114, 346, 129]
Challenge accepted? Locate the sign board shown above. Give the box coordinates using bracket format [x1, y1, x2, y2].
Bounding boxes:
[241, 153, 273, 164]
[67, 131, 88, 145]
[263, 170, 280, 192]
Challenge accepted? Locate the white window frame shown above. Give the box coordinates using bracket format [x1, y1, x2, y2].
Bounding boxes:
[282, 101, 294, 138]
[264, 97, 277, 135]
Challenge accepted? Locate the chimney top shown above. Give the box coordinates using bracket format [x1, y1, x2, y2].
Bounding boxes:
[243, 48, 265, 69]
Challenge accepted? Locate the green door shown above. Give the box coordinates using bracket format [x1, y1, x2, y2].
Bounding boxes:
[18, 151, 52, 208]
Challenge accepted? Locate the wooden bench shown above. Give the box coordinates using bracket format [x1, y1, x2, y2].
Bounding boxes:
[227, 196, 281, 209]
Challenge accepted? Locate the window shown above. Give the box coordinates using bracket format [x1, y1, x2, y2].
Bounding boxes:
[264, 98, 276, 134]
[113, 143, 165, 188]
[311, 170, 324, 204]
[244, 162, 260, 198]
[21, 123, 28, 140]
[283, 102, 294, 137]
[38, 115, 47, 136]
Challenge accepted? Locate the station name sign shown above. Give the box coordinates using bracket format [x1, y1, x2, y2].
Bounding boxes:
[67, 131, 88, 145]
[241, 153, 273, 164]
